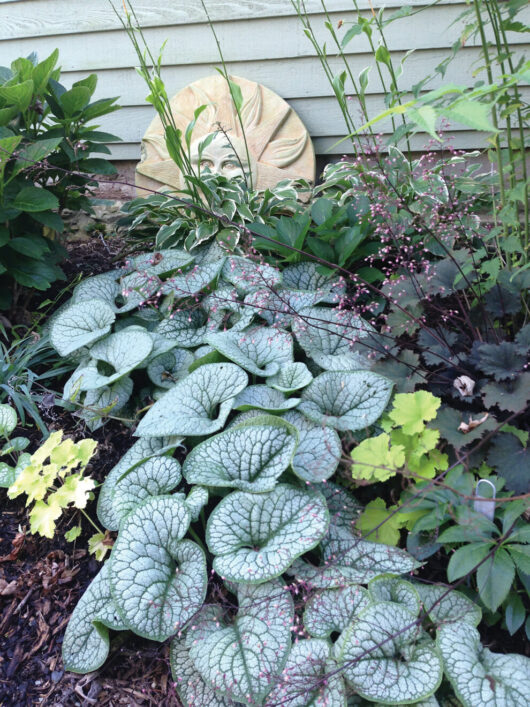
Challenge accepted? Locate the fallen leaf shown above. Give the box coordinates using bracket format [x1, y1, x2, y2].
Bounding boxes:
[458, 412, 489, 434]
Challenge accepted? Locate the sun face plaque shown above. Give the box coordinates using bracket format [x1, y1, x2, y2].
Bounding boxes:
[135, 74, 315, 195]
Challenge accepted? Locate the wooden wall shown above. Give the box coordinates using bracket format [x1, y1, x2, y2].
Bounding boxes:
[0, 0, 528, 163]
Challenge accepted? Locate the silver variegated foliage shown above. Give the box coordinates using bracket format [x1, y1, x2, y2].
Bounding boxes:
[147, 348, 194, 388]
[303, 585, 372, 639]
[109, 496, 206, 641]
[268, 362, 313, 393]
[222, 255, 281, 294]
[283, 410, 341, 482]
[125, 249, 194, 277]
[161, 259, 225, 297]
[155, 309, 210, 348]
[234, 384, 301, 413]
[416, 583, 482, 627]
[72, 271, 122, 309]
[282, 262, 346, 303]
[77, 376, 133, 432]
[170, 639, 237, 706]
[368, 575, 421, 615]
[183, 415, 298, 492]
[207, 484, 329, 583]
[205, 326, 294, 377]
[50, 299, 116, 356]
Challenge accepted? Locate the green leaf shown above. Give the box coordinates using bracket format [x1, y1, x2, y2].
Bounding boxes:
[335, 602, 443, 703]
[447, 543, 491, 582]
[505, 592, 526, 635]
[8, 236, 50, 258]
[266, 362, 313, 393]
[442, 98, 497, 132]
[408, 105, 439, 140]
[12, 137, 63, 177]
[415, 583, 482, 627]
[110, 496, 206, 641]
[487, 433, 530, 494]
[62, 563, 126, 674]
[233, 385, 300, 413]
[183, 415, 298, 492]
[351, 433, 405, 483]
[388, 390, 441, 434]
[0, 79, 33, 110]
[207, 484, 329, 584]
[13, 186, 59, 212]
[59, 86, 91, 115]
[283, 410, 341, 482]
[205, 326, 293, 377]
[50, 299, 116, 356]
[341, 23, 362, 48]
[0, 453, 30, 488]
[186, 582, 293, 704]
[0, 403, 17, 436]
[135, 363, 248, 437]
[303, 585, 371, 638]
[508, 545, 530, 575]
[357, 498, 405, 545]
[298, 371, 393, 432]
[476, 549, 515, 612]
[437, 621, 530, 706]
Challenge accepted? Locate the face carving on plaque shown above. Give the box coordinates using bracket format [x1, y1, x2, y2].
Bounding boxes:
[135, 74, 315, 196]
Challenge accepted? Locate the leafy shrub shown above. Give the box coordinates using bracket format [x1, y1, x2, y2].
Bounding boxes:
[0, 49, 120, 308]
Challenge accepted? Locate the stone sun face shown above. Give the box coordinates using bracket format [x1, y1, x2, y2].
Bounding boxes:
[135, 74, 315, 196]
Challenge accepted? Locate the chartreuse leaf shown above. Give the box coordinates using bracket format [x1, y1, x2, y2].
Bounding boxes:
[147, 349, 194, 388]
[438, 621, 530, 706]
[299, 371, 393, 431]
[292, 306, 374, 370]
[388, 391, 440, 434]
[264, 638, 347, 706]
[170, 639, 237, 706]
[186, 581, 293, 704]
[29, 499, 62, 538]
[233, 385, 300, 413]
[207, 484, 329, 583]
[183, 415, 298, 492]
[415, 583, 482, 627]
[303, 585, 371, 639]
[110, 496, 206, 641]
[351, 433, 405, 483]
[267, 362, 313, 393]
[0, 404, 17, 436]
[62, 563, 126, 674]
[135, 363, 248, 437]
[50, 299, 116, 356]
[97, 437, 179, 529]
[368, 574, 421, 615]
[205, 326, 293, 377]
[335, 602, 443, 704]
[357, 498, 406, 545]
[283, 410, 341, 482]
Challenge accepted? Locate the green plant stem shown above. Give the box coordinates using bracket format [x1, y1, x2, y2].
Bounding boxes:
[80, 508, 104, 535]
[187, 524, 208, 554]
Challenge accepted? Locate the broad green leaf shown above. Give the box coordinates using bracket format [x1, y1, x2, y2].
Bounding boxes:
[183, 415, 298, 492]
[186, 581, 293, 704]
[267, 362, 313, 393]
[438, 621, 530, 706]
[205, 326, 293, 377]
[155, 309, 210, 348]
[264, 639, 347, 706]
[0, 403, 17, 436]
[335, 602, 443, 704]
[135, 363, 248, 437]
[299, 371, 393, 432]
[12, 137, 63, 178]
[207, 484, 329, 583]
[303, 585, 371, 639]
[50, 299, 116, 356]
[368, 574, 421, 615]
[234, 385, 300, 413]
[415, 583, 482, 627]
[0, 79, 33, 110]
[282, 262, 346, 303]
[60, 86, 91, 115]
[351, 433, 405, 483]
[110, 496, 206, 641]
[292, 306, 374, 370]
[283, 410, 341, 482]
[72, 271, 121, 308]
[97, 437, 180, 529]
[388, 391, 440, 434]
[221, 255, 281, 293]
[170, 639, 237, 706]
[442, 99, 497, 132]
[62, 563, 126, 674]
[447, 543, 491, 582]
[476, 548, 515, 612]
[147, 349, 194, 388]
[13, 186, 59, 212]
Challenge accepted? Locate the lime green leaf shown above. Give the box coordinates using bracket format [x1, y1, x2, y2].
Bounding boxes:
[88, 532, 113, 562]
[65, 526, 82, 542]
[351, 432, 405, 482]
[388, 391, 441, 434]
[357, 498, 405, 545]
[51, 474, 96, 509]
[442, 99, 497, 132]
[29, 499, 62, 538]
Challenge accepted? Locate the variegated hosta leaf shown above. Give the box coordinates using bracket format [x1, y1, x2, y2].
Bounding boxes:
[135, 363, 248, 437]
[303, 585, 372, 639]
[97, 436, 180, 529]
[234, 385, 300, 413]
[155, 309, 209, 348]
[62, 563, 126, 673]
[187, 581, 293, 704]
[368, 575, 421, 615]
[245, 288, 320, 327]
[268, 362, 313, 393]
[265, 638, 347, 706]
[108, 456, 183, 529]
[110, 496, 206, 641]
[147, 349, 194, 388]
[291, 532, 419, 589]
[207, 484, 329, 583]
[161, 259, 225, 298]
[185, 486, 208, 521]
[282, 262, 346, 303]
[283, 410, 341, 482]
[74, 329, 153, 390]
[292, 306, 373, 371]
[299, 371, 393, 432]
[320, 482, 363, 535]
[50, 299, 116, 356]
[205, 326, 294, 377]
[221, 255, 281, 294]
[125, 249, 194, 277]
[78, 376, 133, 431]
[72, 271, 122, 309]
[335, 602, 443, 704]
[183, 415, 298, 492]
[416, 583, 482, 627]
[438, 621, 530, 706]
[170, 639, 237, 707]
[118, 271, 161, 312]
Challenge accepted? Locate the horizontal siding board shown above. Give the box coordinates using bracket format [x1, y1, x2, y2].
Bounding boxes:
[0, 0, 464, 40]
